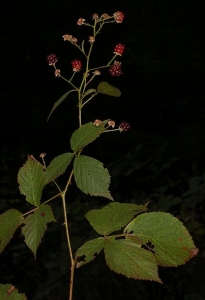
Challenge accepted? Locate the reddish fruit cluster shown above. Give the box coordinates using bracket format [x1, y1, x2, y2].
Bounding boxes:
[71, 60, 82, 72]
[47, 54, 58, 65]
[113, 11, 124, 23]
[119, 121, 130, 132]
[109, 65, 122, 76]
[114, 43, 125, 56]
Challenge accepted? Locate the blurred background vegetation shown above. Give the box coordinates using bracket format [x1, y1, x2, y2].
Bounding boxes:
[0, 0, 204, 299]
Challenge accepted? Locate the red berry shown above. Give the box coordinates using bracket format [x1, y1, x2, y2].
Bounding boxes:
[114, 43, 125, 56]
[119, 121, 130, 132]
[113, 11, 124, 23]
[47, 54, 58, 65]
[71, 60, 82, 72]
[109, 65, 122, 76]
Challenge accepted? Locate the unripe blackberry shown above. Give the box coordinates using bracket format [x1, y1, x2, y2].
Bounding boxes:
[113, 11, 124, 23]
[114, 44, 125, 56]
[119, 121, 130, 132]
[47, 54, 58, 65]
[109, 65, 122, 76]
[71, 60, 82, 72]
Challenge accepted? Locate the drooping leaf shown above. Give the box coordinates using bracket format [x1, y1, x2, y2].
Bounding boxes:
[73, 155, 113, 200]
[75, 237, 104, 268]
[45, 152, 74, 183]
[70, 120, 108, 153]
[124, 212, 198, 267]
[104, 237, 161, 282]
[0, 284, 27, 300]
[0, 210, 24, 254]
[47, 89, 76, 120]
[18, 156, 45, 206]
[86, 202, 147, 235]
[97, 82, 121, 97]
[22, 204, 55, 258]
[82, 89, 96, 100]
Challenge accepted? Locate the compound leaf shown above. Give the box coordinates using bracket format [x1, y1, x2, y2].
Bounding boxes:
[0, 284, 27, 300]
[22, 204, 55, 258]
[104, 238, 161, 282]
[74, 155, 113, 200]
[75, 237, 104, 268]
[124, 212, 198, 267]
[18, 156, 45, 206]
[97, 82, 121, 97]
[86, 202, 147, 235]
[0, 209, 24, 254]
[45, 152, 74, 183]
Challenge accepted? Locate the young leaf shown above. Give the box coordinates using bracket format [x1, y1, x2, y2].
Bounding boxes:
[22, 204, 55, 258]
[45, 152, 74, 183]
[124, 212, 198, 267]
[0, 284, 27, 300]
[70, 120, 108, 153]
[47, 90, 76, 121]
[104, 238, 161, 283]
[73, 155, 113, 200]
[0, 209, 24, 254]
[86, 202, 147, 235]
[18, 156, 45, 206]
[97, 82, 121, 97]
[75, 237, 104, 268]
[82, 89, 96, 100]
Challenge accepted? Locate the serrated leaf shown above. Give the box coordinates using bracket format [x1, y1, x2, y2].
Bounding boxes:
[0, 284, 27, 300]
[0, 210, 24, 254]
[47, 89, 76, 120]
[74, 155, 113, 200]
[22, 204, 55, 258]
[70, 120, 108, 153]
[124, 212, 198, 267]
[18, 156, 45, 206]
[82, 89, 96, 100]
[97, 82, 121, 97]
[45, 152, 74, 183]
[104, 238, 161, 283]
[75, 237, 104, 268]
[86, 202, 147, 235]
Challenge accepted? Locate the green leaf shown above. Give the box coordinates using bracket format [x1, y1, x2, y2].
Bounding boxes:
[73, 155, 113, 200]
[22, 204, 55, 258]
[75, 237, 104, 268]
[124, 212, 198, 267]
[0, 210, 24, 254]
[70, 120, 108, 153]
[18, 156, 45, 206]
[86, 202, 147, 235]
[0, 284, 27, 300]
[47, 90, 76, 121]
[82, 89, 96, 100]
[45, 152, 74, 183]
[97, 82, 121, 97]
[104, 238, 161, 282]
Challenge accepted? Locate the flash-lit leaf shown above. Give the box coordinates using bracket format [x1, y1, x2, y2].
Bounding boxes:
[97, 82, 121, 97]
[18, 156, 45, 206]
[74, 155, 113, 200]
[86, 202, 147, 235]
[75, 237, 104, 268]
[0, 210, 24, 254]
[22, 204, 55, 258]
[124, 212, 198, 266]
[70, 120, 108, 153]
[0, 284, 27, 300]
[45, 152, 74, 183]
[104, 238, 161, 282]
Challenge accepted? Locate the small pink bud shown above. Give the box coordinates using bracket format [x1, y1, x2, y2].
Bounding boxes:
[62, 34, 73, 41]
[77, 18, 85, 25]
[39, 153, 46, 158]
[114, 61, 121, 66]
[55, 69, 61, 77]
[70, 37, 78, 43]
[94, 119, 102, 126]
[92, 13, 99, 20]
[101, 13, 110, 19]
[108, 120, 115, 128]
[89, 36, 95, 43]
[92, 70, 101, 75]
[113, 11, 124, 23]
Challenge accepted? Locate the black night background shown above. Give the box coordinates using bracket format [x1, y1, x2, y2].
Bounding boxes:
[0, 0, 205, 299]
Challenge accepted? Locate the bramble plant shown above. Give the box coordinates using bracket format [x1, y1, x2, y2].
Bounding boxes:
[0, 11, 198, 300]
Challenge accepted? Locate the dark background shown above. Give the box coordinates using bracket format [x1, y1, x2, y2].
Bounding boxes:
[1, 0, 205, 299]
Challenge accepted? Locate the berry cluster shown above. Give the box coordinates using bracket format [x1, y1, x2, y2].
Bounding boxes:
[109, 65, 122, 76]
[114, 43, 125, 56]
[47, 54, 58, 65]
[119, 121, 130, 132]
[71, 60, 82, 72]
[113, 11, 124, 23]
